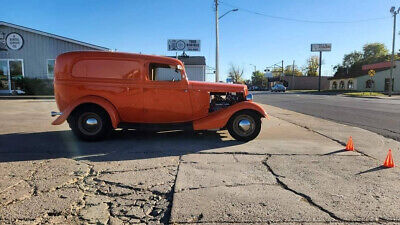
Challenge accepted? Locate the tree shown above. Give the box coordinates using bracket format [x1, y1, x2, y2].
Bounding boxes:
[363, 43, 388, 60]
[270, 67, 283, 77]
[284, 65, 303, 76]
[251, 70, 267, 87]
[343, 51, 363, 68]
[304, 56, 319, 76]
[228, 64, 244, 84]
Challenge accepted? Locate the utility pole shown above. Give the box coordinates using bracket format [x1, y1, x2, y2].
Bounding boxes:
[215, 0, 219, 82]
[281, 60, 284, 76]
[389, 6, 399, 97]
[318, 51, 322, 92]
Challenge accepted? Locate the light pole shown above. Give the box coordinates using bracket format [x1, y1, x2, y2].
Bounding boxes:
[389, 6, 399, 97]
[215, 0, 238, 82]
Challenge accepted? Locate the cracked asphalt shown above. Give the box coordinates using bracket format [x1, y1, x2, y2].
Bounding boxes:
[0, 100, 400, 224]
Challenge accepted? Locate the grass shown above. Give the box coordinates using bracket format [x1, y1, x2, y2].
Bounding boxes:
[343, 92, 385, 97]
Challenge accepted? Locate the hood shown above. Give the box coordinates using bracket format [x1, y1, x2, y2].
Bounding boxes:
[189, 81, 248, 94]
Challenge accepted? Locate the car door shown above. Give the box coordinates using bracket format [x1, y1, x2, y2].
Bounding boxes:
[142, 62, 193, 123]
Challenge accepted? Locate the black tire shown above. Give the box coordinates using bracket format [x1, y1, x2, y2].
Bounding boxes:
[68, 105, 112, 141]
[227, 110, 261, 142]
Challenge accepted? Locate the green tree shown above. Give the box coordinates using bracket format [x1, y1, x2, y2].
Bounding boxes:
[304, 56, 319, 76]
[284, 65, 303, 76]
[270, 67, 283, 77]
[251, 70, 267, 87]
[343, 51, 363, 68]
[228, 64, 244, 84]
[363, 43, 388, 61]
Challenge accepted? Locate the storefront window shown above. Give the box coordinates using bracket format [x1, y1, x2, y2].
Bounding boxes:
[0, 60, 9, 91]
[366, 79, 374, 88]
[339, 81, 345, 89]
[47, 59, 55, 78]
[347, 80, 354, 89]
[332, 81, 337, 90]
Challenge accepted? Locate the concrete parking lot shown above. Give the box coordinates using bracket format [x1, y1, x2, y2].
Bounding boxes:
[0, 100, 399, 224]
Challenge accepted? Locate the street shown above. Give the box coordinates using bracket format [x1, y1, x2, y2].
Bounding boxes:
[254, 92, 400, 141]
[0, 100, 400, 224]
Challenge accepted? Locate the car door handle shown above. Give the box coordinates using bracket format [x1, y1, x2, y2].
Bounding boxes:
[184, 89, 188, 92]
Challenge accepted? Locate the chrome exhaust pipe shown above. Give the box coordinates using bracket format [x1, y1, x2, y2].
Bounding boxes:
[51, 111, 63, 117]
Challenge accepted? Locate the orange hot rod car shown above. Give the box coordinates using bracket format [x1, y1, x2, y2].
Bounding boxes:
[51, 51, 267, 141]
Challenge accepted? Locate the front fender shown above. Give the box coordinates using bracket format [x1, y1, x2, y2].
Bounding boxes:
[52, 96, 120, 129]
[192, 101, 268, 130]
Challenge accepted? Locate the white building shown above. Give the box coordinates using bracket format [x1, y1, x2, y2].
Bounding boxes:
[169, 56, 205, 81]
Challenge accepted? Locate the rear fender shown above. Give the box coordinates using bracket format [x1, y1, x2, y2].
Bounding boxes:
[52, 96, 120, 129]
[192, 101, 268, 130]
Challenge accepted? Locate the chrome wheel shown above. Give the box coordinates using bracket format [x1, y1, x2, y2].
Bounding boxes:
[232, 115, 256, 137]
[78, 112, 102, 136]
[227, 111, 262, 142]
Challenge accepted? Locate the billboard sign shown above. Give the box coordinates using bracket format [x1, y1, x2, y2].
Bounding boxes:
[168, 39, 200, 51]
[311, 43, 331, 52]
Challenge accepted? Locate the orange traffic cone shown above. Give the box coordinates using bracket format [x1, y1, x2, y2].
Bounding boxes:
[345, 136, 354, 151]
[383, 149, 395, 168]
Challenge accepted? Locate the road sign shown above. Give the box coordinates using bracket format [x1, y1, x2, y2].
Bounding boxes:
[311, 43, 332, 52]
[368, 69, 376, 77]
[168, 39, 201, 51]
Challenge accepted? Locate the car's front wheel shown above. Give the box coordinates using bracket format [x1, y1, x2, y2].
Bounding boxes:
[227, 110, 261, 142]
[68, 105, 112, 141]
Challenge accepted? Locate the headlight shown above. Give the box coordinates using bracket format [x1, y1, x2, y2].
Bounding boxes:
[246, 93, 253, 101]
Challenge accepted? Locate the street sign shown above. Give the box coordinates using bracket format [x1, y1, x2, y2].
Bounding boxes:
[311, 43, 332, 52]
[226, 78, 232, 83]
[368, 69, 376, 77]
[168, 39, 201, 51]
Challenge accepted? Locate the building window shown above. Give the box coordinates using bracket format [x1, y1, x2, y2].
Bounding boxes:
[366, 79, 374, 88]
[332, 81, 337, 90]
[347, 80, 354, 89]
[47, 59, 55, 78]
[339, 81, 345, 89]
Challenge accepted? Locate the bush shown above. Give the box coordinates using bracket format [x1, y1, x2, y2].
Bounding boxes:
[16, 78, 54, 95]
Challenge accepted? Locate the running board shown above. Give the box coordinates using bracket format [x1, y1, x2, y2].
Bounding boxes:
[118, 122, 193, 131]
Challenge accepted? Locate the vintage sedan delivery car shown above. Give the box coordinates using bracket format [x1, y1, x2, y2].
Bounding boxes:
[51, 51, 267, 141]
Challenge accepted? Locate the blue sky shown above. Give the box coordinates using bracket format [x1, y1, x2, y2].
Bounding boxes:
[1, 0, 398, 81]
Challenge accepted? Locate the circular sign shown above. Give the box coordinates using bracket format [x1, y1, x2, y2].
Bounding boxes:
[6, 33, 24, 50]
[175, 40, 186, 50]
[368, 69, 376, 77]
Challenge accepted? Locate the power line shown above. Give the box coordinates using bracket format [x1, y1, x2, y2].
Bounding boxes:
[221, 2, 390, 24]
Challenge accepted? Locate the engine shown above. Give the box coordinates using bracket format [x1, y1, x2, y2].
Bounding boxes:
[209, 92, 245, 112]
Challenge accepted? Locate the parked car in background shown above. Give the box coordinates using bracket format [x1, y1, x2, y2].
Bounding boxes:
[51, 51, 268, 142]
[271, 84, 286, 92]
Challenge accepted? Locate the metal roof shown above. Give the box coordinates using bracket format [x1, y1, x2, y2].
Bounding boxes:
[0, 21, 109, 51]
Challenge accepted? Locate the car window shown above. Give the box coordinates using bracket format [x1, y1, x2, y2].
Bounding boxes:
[149, 63, 181, 81]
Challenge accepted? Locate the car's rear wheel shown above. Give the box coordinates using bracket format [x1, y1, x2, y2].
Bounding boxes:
[68, 105, 112, 141]
[227, 110, 261, 142]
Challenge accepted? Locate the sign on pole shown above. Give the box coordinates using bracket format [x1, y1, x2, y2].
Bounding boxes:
[168, 39, 201, 51]
[368, 69, 376, 77]
[311, 43, 332, 52]
[311, 43, 332, 92]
